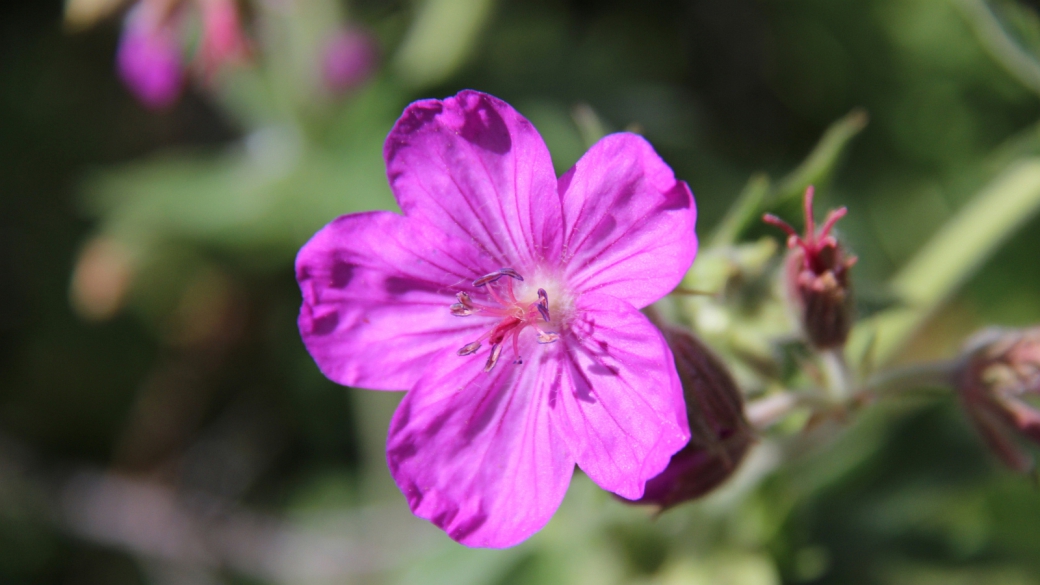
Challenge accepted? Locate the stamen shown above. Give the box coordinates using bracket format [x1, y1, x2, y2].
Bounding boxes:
[458, 341, 481, 356]
[499, 268, 523, 281]
[537, 288, 551, 322]
[451, 303, 474, 316]
[452, 269, 564, 372]
[537, 331, 560, 344]
[484, 343, 503, 372]
[456, 291, 474, 306]
[473, 268, 524, 287]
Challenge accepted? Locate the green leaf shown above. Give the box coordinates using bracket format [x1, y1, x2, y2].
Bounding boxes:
[392, 0, 497, 88]
[849, 157, 1040, 365]
[771, 108, 869, 206]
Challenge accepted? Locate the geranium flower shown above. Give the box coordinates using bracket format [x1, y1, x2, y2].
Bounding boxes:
[296, 90, 698, 547]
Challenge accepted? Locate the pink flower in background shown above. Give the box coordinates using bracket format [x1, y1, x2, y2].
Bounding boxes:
[321, 28, 379, 94]
[117, 4, 184, 109]
[196, 0, 250, 78]
[296, 90, 697, 547]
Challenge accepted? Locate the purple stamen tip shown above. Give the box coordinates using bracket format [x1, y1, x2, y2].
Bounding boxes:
[458, 341, 481, 356]
[484, 344, 504, 371]
[537, 288, 551, 322]
[500, 268, 524, 281]
[537, 331, 560, 344]
[474, 268, 524, 287]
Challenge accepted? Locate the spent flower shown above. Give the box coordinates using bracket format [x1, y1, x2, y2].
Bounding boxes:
[296, 90, 697, 547]
[764, 186, 857, 349]
[957, 327, 1040, 472]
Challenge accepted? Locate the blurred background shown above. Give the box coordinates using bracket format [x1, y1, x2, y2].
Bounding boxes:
[2, 0, 1040, 583]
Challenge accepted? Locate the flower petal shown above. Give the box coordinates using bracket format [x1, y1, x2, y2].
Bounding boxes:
[559, 133, 697, 308]
[386, 340, 574, 548]
[384, 90, 563, 271]
[296, 211, 500, 390]
[549, 293, 690, 499]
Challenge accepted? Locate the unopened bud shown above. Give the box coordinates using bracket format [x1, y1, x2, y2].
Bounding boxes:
[630, 327, 753, 510]
[957, 327, 1040, 472]
[117, 3, 184, 109]
[764, 186, 857, 349]
[196, 0, 250, 78]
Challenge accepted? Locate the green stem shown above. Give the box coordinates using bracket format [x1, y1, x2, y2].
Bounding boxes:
[849, 158, 1040, 366]
[954, 0, 1040, 98]
[820, 348, 854, 402]
[862, 360, 958, 400]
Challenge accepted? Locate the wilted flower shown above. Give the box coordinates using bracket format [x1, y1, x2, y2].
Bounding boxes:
[630, 327, 753, 509]
[957, 327, 1040, 472]
[764, 186, 857, 349]
[117, 3, 184, 109]
[296, 90, 697, 547]
[321, 28, 379, 94]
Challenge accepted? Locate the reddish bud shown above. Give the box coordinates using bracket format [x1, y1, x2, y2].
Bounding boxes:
[957, 327, 1040, 472]
[196, 0, 250, 78]
[764, 186, 857, 349]
[630, 327, 753, 510]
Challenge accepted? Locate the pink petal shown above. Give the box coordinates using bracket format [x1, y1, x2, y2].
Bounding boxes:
[559, 133, 697, 308]
[296, 211, 501, 390]
[384, 90, 563, 272]
[386, 336, 574, 548]
[549, 293, 690, 499]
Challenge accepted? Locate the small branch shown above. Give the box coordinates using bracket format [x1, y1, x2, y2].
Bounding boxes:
[820, 348, 854, 402]
[861, 360, 958, 400]
[745, 390, 828, 431]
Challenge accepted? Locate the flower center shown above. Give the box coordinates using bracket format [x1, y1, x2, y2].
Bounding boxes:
[451, 268, 562, 372]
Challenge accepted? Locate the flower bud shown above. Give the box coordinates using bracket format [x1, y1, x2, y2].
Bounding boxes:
[764, 186, 857, 349]
[117, 3, 184, 109]
[196, 0, 250, 77]
[631, 327, 754, 510]
[957, 327, 1040, 472]
[321, 28, 379, 95]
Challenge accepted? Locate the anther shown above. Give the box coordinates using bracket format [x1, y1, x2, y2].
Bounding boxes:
[451, 303, 474, 316]
[473, 268, 524, 287]
[537, 288, 551, 322]
[456, 291, 474, 306]
[458, 341, 481, 356]
[537, 331, 560, 344]
[484, 343, 503, 371]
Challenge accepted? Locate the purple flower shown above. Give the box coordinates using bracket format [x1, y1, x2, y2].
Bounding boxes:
[321, 28, 379, 95]
[117, 5, 184, 110]
[296, 91, 698, 547]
